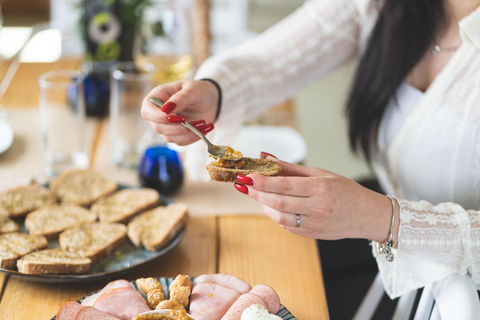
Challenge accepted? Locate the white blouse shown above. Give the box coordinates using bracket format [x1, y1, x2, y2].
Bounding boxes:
[190, 0, 480, 298]
[375, 83, 423, 195]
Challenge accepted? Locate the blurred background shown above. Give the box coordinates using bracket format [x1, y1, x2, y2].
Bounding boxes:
[0, 0, 371, 181]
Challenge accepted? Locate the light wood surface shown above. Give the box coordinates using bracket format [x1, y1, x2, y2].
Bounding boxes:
[0, 59, 329, 319]
[219, 216, 329, 320]
[130, 217, 218, 278]
[0, 59, 80, 107]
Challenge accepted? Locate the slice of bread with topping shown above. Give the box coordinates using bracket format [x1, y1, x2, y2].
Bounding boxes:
[50, 169, 118, 207]
[91, 188, 159, 224]
[127, 203, 188, 251]
[17, 248, 91, 274]
[0, 183, 55, 218]
[25, 204, 97, 240]
[0, 216, 20, 234]
[0, 232, 48, 269]
[206, 158, 282, 182]
[59, 222, 127, 264]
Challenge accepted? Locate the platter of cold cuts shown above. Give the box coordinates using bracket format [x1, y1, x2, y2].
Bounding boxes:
[53, 273, 296, 320]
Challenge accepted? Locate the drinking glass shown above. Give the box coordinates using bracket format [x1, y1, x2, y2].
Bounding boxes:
[38, 70, 89, 177]
[109, 61, 155, 168]
[137, 0, 195, 85]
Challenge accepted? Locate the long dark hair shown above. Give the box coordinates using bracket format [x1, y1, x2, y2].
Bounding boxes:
[346, 0, 446, 160]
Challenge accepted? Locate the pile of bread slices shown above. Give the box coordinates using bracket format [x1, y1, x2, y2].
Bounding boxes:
[0, 169, 188, 275]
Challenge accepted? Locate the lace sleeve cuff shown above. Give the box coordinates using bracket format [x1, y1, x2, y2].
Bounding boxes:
[374, 198, 479, 298]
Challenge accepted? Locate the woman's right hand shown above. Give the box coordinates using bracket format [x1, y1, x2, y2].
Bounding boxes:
[141, 80, 220, 146]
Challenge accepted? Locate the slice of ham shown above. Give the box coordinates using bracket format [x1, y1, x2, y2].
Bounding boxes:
[220, 293, 268, 320]
[93, 287, 150, 320]
[81, 280, 132, 306]
[189, 282, 242, 320]
[75, 306, 121, 320]
[249, 284, 281, 314]
[57, 301, 84, 320]
[195, 274, 252, 294]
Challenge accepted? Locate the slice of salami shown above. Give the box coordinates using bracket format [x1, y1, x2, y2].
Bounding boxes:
[249, 284, 281, 314]
[221, 293, 268, 320]
[194, 274, 252, 294]
[56, 301, 83, 320]
[190, 282, 242, 320]
[75, 306, 121, 320]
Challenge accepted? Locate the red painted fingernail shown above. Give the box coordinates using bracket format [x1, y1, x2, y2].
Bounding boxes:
[190, 120, 206, 128]
[167, 115, 186, 123]
[260, 151, 277, 159]
[161, 101, 176, 114]
[200, 123, 214, 134]
[234, 183, 249, 194]
[237, 175, 253, 186]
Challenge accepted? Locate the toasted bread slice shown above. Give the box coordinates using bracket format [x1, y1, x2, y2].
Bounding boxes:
[0, 216, 20, 234]
[59, 222, 127, 264]
[0, 183, 55, 218]
[127, 203, 188, 251]
[25, 204, 97, 240]
[0, 232, 48, 269]
[17, 248, 91, 274]
[206, 158, 282, 182]
[50, 169, 118, 207]
[91, 188, 159, 224]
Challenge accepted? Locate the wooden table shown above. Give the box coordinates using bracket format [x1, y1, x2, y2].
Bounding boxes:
[0, 59, 329, 319]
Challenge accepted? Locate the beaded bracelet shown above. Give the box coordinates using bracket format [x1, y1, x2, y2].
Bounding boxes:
[375, 195, 396, 262]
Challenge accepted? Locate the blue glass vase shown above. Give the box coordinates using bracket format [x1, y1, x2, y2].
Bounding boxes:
[138, 145, 183, 195]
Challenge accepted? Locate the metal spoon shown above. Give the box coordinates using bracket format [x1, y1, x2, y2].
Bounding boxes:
[149, 97, 243, 161]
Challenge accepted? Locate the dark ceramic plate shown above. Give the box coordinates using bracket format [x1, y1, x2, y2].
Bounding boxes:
[51, 277, 297, 320]
[0, 185, 186, 283]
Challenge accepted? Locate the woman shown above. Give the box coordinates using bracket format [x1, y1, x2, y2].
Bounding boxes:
[141, 0, 480, 309]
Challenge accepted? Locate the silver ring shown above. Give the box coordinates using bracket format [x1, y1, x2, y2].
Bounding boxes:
[295, 214, 301, 228]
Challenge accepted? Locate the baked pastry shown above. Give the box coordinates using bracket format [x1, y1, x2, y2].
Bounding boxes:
[147, 289, 165, 309]
[0, 216, 20, 234]
[127, 203, 188, 251]
[16, 248, 91, 274]
[0, 232, 48, 269]
[59, 222, 127, 264]
[49, 169, 117, 207]
[155, 300, 185, 311]
[0, 183, 55, 218]
[169, 285, 191, 308]
[25, 204, 97, 240]
[206, 158, 282, 182]
[136, 277, 164, 296]
[170, 274, 193, 290]
[91, 188, 159, 224]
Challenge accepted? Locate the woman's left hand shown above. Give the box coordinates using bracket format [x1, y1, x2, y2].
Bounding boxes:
[234, 155, 395, 242]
